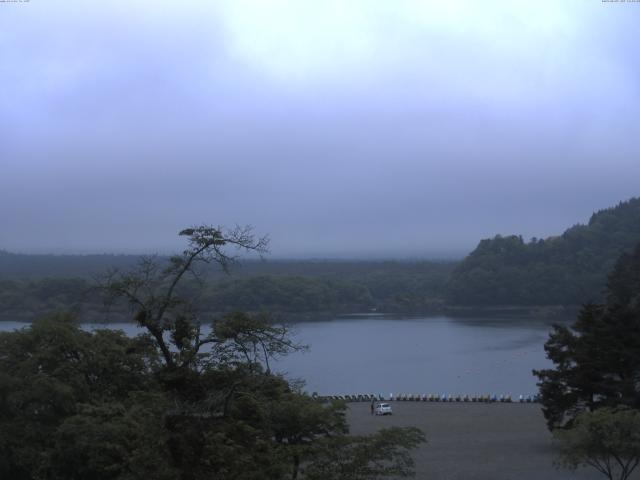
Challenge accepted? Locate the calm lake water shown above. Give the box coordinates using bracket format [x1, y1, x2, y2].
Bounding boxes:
[0, 315, 558, 397]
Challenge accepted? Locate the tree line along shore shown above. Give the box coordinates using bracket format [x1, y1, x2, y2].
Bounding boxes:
[1, 197, 639, 322]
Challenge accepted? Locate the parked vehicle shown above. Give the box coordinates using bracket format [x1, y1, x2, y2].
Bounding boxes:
[375, 403, 392, 415]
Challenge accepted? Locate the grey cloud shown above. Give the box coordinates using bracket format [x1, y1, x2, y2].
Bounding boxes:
[1, 1, 639, 257]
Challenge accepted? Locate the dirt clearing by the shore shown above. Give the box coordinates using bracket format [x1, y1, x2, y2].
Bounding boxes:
[347, 402, 630, 480]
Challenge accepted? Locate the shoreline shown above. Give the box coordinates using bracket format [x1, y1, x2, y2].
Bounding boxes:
[0, 304, 578, 324]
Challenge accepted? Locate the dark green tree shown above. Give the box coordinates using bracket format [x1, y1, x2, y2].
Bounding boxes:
[0, 225, 426, 480]
[0, 313, 165, 480]
[554, 407, 640, 480]
[447, 197, 640, 306]
[99, 225, 270, 370]
[534, 242, 640, 429]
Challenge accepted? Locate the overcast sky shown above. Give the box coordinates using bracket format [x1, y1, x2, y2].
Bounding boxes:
[1, 1, 639, 258]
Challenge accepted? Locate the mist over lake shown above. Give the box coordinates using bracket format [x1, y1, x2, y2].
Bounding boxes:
[1, 314, 555, 397]
[278, 315, 554, 396]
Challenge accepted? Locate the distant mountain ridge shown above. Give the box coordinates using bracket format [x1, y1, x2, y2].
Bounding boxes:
[1, 197, 639, 315]
[446, 197, 640, 306]
[0, 252, 143, 279]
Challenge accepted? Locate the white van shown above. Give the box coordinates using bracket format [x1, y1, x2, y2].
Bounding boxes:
[375, 403, 392, 415]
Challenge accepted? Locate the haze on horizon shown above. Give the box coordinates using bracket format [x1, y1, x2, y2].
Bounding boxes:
[1, 1, 639, 259]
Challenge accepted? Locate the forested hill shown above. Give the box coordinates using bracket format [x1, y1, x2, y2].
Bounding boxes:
[0, 257, 455, 321]
[446, 197, 640, 306]
[0, 250, 451, 281]
[0, 252, 142, 279]
[2, 197, 639, 317]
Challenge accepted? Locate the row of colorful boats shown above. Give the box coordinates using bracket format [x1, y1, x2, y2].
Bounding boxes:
[314, 393, 540, 403]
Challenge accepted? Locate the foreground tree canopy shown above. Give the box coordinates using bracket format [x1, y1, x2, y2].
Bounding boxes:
[0, 225, 425, 480]
[554, 407, 640, 480]
[535, 241, 640, 430]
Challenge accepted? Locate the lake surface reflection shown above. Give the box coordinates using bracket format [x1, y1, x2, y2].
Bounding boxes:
[0, 315, 559, 397]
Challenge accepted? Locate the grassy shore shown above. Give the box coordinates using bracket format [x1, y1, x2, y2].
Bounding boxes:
[347, 402, 624, 480]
